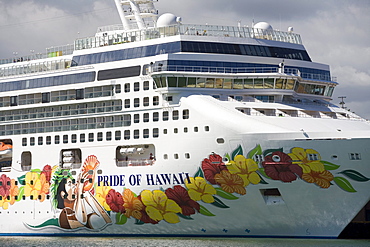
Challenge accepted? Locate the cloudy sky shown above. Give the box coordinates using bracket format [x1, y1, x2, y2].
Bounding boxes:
[0, 0, 369, 119]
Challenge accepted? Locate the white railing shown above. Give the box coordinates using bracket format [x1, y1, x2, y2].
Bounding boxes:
[116, 159, 154, 167]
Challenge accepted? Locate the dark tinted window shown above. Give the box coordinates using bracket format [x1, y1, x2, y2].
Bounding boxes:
[97, 66, 141, 81]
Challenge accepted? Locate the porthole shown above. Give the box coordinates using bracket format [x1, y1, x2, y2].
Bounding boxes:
[217, 138, 225, 144]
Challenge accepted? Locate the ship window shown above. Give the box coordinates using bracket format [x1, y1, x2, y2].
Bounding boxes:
[134, 130, 139, 139]
[260, 188, 284, 205]
[174, 154, 179, 159]
[88, 133, 94, 142]
[205, 126, 210, 132]
[115, 84, 121, 94]
[185, 153, 190, 159]
[121, 114, 130, 127]
[163, 129, 168, 134]
[183, 109, 189, 119]
[143, 97, 149, 107]
[143, 129, 149, 138]
[173, 110, 179, 120]
[63, 135, 68, 144]
[124, 83, 130, 93]
[143, 113, 149, 123]
[97, 66, 141, 81]
[46, 136, 51, 145]
[22, 138, 27, 146]
[134, 114, 140, 123]
[168, 77, 177, 87]
[217, 138, 225, 144]
[143, 81, 149, 90]
[30, 137, 35, 146]
[153, 96, 159, 106]
[72, 134, 77, 143]
[115, 131, 121, 140]
[184, 127, 188, 133]
[97, 132, 103, 141]
[21, 151, 32, 171]
[124, 99, 130, 108]
[38, 137, 43, 145]
[76, 89, 84, 100]
[134, 98, 140, 107]
[80, 133, 85, 143]
[106, 131, 112, 141]
[187, 77, 196, 87]
[163, 111, 169, 121]
[194, 127, 198, 132]
[42, 92, 50, 103]
[349, 153, 361, 160]
[174, 128, 178, 134]
[153, 128, 159, 138]
[164, 154, 168, 160]
[134, 82, 140, 92]
[10, 96, 18, 106]
[153, 112, 159, 122]
[124, 130, 130, 140]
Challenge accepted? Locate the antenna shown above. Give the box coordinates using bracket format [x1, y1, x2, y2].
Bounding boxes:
[338, 96, 346, 109]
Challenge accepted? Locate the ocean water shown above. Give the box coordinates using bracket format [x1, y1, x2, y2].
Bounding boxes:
[0, 237, 369, 247]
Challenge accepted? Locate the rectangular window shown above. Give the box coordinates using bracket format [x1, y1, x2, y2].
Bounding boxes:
[134, 82, 140, 92]
[124, 130, 130, 140]
[46, 136, 51, 145]
[183, 109, 190, 119]
[143, 81, 150, 90]
[72, 134, 77, 143]
[134, 98, 140, 107]
[42, 92, 50, 103]
[143, 113, 149, 123]
[153, 112, 159, 122]
[76, 89, 84, 100]
[63, 135, 68, 144]
[97, 66, 141, 81]
[124, 99, 130, 108]
[97, 132, 103, 141]
[143, 129, 149, 138]
[134, 114, 140, 123]
[115, 84, 121, 94]
[163, 111, 169, 121]
[143, 97, 149, 107]
[55, 135, 60, 144]
[124, 83, 130, 93]
[115, 130, 121, 140]
[173, 110, 179, 120]
[123, 114, 131, 126]
[38, 137, 43, 145]
[10, 96, 18, 106]
[106, 131, 112, 141]
[22, 138, 27, 146]
[88, 133, 94, 142]
[153, 96, 159, 106]
[80, 133, 85, 143]
[134, 130, 139, 139]
[153, 128, 159, 138]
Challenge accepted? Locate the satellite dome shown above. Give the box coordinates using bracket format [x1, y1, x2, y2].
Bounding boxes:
[253, 22, 273, 30]
[157, 13, 179, 28]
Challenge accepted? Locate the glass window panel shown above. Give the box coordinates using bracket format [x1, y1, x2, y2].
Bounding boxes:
[205, 78, 215, 88]
[196, 78, 206, 88]
[254, 78, 264, 89]
[264, 78, 274, 89]
[223, 79, 232, 89]
[233, 79, 243, 89]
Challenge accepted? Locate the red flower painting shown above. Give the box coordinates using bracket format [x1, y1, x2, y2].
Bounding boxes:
[0, 174, 11, 197]
[106, 189, 125, 213]
[165, 185, 200, 216]
[201, 153, 227, 184]
[262, 151, 303, 182]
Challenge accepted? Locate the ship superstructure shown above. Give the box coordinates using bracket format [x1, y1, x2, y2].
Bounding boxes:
[0, 0, 369, 238]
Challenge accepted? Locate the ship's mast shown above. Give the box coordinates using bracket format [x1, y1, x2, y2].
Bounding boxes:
[114, 0, 159, 30]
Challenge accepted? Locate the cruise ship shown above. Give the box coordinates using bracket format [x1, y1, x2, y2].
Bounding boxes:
[0, 0, 369, 238]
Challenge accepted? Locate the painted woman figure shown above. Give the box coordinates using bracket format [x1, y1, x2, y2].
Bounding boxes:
[52, 155, 112, 230]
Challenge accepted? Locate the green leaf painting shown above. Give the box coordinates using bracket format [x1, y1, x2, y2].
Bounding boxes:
[333, 177, 357, 192]
[338, 170, 370, 182]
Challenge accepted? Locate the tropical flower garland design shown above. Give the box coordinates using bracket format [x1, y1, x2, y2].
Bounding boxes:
[0, 145, 369, 230]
